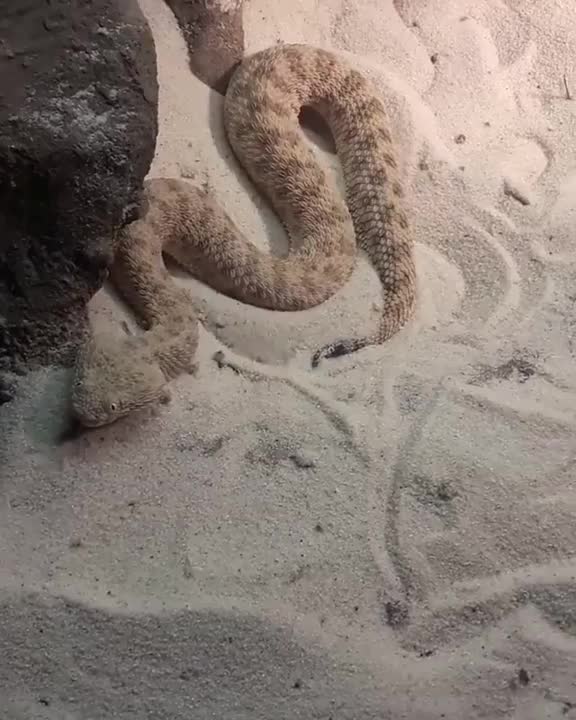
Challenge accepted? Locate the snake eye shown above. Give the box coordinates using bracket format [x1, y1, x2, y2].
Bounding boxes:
[109, 401, 118, 413]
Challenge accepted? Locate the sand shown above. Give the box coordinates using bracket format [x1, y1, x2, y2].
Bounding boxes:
[2, 0, 576, 717]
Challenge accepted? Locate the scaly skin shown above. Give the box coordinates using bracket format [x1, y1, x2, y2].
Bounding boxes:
[71, 44, 416, 427]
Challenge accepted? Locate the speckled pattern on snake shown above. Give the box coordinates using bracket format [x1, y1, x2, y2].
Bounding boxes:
[71, 43, 416, 427]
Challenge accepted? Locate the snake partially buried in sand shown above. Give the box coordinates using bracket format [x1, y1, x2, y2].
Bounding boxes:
[71, 44, 416, 427]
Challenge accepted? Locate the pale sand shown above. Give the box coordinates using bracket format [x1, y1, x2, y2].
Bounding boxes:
[2, 0, 576, 717]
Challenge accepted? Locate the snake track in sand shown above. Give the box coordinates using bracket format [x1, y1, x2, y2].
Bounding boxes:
[71, 43, 416, 427]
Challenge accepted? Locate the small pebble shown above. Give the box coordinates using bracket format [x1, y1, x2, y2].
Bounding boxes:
[518, 668, 530, 686]
[290, 453, 315, 469]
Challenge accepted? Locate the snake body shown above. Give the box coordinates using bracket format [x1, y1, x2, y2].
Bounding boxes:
[71, 44, 416, 427]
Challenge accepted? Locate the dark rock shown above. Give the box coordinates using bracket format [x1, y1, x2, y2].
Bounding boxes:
[164, 0, 245, 94]
[0, 0, 158, 372]
[0, 372, 16, 405]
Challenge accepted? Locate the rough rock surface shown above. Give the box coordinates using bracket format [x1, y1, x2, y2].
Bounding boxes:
[164, 0, 245, 94]
[0, 0, 158, 377]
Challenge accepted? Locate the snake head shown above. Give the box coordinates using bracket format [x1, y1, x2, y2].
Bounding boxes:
[71, 334, 168, 428]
